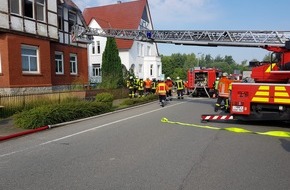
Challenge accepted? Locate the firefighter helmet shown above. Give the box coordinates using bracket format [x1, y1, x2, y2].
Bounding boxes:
[222, 72, 228, 77]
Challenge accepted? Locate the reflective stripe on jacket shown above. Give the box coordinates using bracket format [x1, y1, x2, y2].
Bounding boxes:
[156, 82, 168, 95]
[218, 77, 231, 97]
[176, 80, 184, 90]
[151, 82, 157, 89]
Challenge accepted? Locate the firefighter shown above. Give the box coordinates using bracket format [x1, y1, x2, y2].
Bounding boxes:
[133, 76, 139, 97]
[144, 78, 152, 95]
[184, 80, 189, 95]
[212, 77, 219, 98]
[138, 78, 145, 97]
[156, 79, 169, 107]
[151, 78, 157, 94]
[175, 76, 184, 99]
[165, 77, 173, 100]
[214, 73, 231, 112]
[126, 76, 135, 98]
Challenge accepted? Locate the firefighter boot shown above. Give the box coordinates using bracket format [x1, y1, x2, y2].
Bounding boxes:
[214, 104, 220, 112]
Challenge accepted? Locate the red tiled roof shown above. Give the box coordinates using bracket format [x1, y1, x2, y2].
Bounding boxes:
[83, 0, 147, 49]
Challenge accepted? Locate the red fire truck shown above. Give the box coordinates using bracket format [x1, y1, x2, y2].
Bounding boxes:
[72, 26, 290, 121]
[187, 68, 221, 97]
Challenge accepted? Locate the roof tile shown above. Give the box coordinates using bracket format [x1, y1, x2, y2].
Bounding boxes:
[83, 0, 147, 49]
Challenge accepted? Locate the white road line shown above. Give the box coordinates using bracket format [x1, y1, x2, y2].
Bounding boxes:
[0, 101, 185, 158]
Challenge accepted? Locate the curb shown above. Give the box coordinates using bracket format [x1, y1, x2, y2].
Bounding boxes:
[0, 100, 157, 142]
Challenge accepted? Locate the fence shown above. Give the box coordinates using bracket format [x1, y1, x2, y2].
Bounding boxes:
[0, 88, 129, 118]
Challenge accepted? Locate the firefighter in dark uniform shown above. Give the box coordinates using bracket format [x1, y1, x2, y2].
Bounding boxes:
[127, 76, 135, 98]
[175, 76, 184, 99]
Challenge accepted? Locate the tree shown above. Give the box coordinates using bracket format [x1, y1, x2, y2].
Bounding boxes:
[183, 53, 197, 71]
[101, 37, 123, 88]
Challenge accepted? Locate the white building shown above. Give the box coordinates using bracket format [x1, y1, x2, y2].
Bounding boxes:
[83, 0, 162, 84]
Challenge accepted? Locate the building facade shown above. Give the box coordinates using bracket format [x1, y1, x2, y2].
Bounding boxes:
[83, 0, 162, 84]
[0, 0, 88, 94]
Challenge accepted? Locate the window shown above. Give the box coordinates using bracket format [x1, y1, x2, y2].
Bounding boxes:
[70, 54, 77, 74]
[68, 11, 76, 31]
[150, 64, 153, 76]
[55, 52, 63, 74]
[139, 64, 142, 73]
[147, 46, 151, 56]
[24, 0, 33, 18]
[92, 64, 101, 76]
[141, 44, 144, 56]
[57, 7, 63, 30]
[10, 0, 20, 14]
[91, 41, 95, 54]
[96, 41, 101, 54]
[21, 45, 39, 73]
[137, 42, 140, 56]
[36, 0, 45, 21]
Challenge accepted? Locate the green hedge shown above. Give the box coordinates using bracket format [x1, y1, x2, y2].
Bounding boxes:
[14, 101, 112, 129]
[13, 93, 158, 129]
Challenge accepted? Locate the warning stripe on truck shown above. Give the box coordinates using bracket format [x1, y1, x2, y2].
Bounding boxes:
[201, 114, 234, 121]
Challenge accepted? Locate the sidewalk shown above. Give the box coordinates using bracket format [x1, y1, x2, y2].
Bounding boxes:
[0, 118, 28, 137]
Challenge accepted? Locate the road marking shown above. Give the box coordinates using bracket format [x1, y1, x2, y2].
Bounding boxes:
[0, 102, 185, 158]
[161, 118, 290, 138]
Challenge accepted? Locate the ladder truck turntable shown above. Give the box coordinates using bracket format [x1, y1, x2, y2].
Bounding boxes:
[72, 25, 290, 121]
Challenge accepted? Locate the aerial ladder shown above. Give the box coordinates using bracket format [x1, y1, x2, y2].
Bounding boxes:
[72, 25, 290, 48]
[72, 25, 290, 121]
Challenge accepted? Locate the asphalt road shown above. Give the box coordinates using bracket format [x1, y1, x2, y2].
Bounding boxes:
[1, 97, 290, 190]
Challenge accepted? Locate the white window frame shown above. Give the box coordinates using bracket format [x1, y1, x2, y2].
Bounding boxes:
[55, 52, 64, 74]
[10, 0, 21, 15]
[21, 45, 39, 74]
[157, 65, 161, 77]
[96, 41, 101, 54]
[91, 41, 95, 54]
[36, 0, 45, 21]
[92, 63, 101, 77]
[70, 53, 78, 75]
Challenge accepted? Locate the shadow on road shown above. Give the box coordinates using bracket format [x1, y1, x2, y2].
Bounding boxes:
[279, 139, 290, 152]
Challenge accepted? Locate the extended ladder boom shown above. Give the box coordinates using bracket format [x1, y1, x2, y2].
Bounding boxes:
[72, 25, 290, 48]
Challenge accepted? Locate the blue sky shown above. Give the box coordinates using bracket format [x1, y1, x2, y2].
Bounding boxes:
[74, 0, 290, 63]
